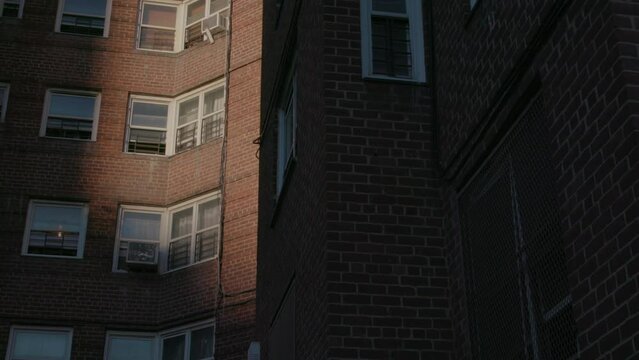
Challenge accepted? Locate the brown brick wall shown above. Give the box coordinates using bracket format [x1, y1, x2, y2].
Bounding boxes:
[0, 0, 261, 358]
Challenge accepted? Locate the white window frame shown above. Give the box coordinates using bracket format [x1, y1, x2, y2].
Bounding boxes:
[104, 320, 215, 360]
[104, 331, 157, 360]
[126, 96, 173, 156]
[22, 200, 89, 259]
[0, 82, 9, 122]
[138, 0, 229, 53]
[112, 192, 221, 273]
[0, 0, 25, 18]
[159, 319, 215, 360]
[360, 0, 426, 82]
[166, 194, 221, 271]
[40, 89, 101, 141]
[55, 0, 113, 37]
[276, 69, 296, 197]
[125, 81, 225, 156]
[6, 326, 73, 360]
[138, 1, 182, 52]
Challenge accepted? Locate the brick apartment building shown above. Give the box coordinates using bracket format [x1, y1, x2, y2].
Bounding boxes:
[256, 0, 637, 359]
[0, 0, 260, 359]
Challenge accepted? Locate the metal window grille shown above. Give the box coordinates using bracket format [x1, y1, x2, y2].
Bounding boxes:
[176, 122, 198, 153]
[371, 16, 412, 78]
[28, 230, 79, 256]
[128, 129, 167, 155]
[194, 228, 218, 262]
[459, 96, 577, 360]
[201, 112, 224, 144]
[61, 14, 105, 36]
[46, 117, 93, 140]
[1, 0, 19, 17]
[168, 238, 190, 270]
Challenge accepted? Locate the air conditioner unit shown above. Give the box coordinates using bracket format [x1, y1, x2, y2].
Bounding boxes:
[201, 12, 228, 43]
[126, 241, 159, 266]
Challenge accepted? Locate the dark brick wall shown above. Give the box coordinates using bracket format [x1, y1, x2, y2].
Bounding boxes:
[434, 0, 638, 358]
[257, 0, 329, 359]
[258, 0, 453, 359]
[0, 0, 261, 358]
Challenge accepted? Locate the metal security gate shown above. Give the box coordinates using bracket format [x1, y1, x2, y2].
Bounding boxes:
[459, 96, 577, 360]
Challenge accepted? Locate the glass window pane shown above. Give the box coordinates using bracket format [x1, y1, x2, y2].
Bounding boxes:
[140, 28, 176, 51]
[372, 0, 406, 13]
[132, 102, 169, 128]
[210, 0, 228, 13]
[143, 4, 177, 27]
[13, 330, 69, 359]
[162, 335, 185, 360]
[195, 228, 218, 262]
[64, 0, 107, 17]
[108, 337, 155, 360]
[197, 199, 219, 230]
[49, 94, 95, 119]
[203, 88, 224, 115]
[186, 0, 205, 25]
[171, 208, 193, 239]
[190, 327, 214, 360]
[120, 212, 161, 240]
[178, 97, 199, 126]
[32, 204, 83, 233]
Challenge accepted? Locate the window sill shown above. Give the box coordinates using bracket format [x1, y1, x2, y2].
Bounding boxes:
[41, 135, 96, 142]
[55, 31, 108, 39]
[22, 253, 82, 260]
[362, 74, 427, 86]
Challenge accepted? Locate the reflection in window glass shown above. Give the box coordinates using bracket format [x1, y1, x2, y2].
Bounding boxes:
[45, 91, 98, 140]
[162, 335, 185, 360]
[10, 328, 72, 360]
[107, 337, 155, 360]
[189, 327, 214, 360]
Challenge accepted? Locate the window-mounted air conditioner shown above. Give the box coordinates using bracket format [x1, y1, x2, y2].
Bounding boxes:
[201, 11, 228, 43]
[126, 241, 159, 266]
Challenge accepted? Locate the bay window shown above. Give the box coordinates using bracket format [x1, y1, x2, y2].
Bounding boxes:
[113, 193, 220, 273]
[126, 82, 225, 156]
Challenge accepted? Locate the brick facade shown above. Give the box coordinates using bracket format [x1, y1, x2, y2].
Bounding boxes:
[0, 0, 261, 359]
[257, 0, 637, 359]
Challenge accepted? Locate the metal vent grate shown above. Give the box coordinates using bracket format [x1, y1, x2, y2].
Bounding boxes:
[459, 96, 577, 359]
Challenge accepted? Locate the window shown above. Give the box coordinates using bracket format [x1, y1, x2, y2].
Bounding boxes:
[470, 0, 479, 10]
[41, 90, 100, 141]
[56, 0, 112, 36]
[276, 69, 296, 197]
[105, 321, 214, 360]
[105, 333, 157, 360]
[161, 322, 215, 360]
[0, 0, 24, 18]
[360, 0, 426, 82]
[126, 83, 225, 156]
[168, 196, 220, 270]
[22, 200, 88, 258]
[113, 193, 220, 273]
[7, 327, 73, 360]
[139, 2, 178, 51]
[127, 98, 171, 155]
[138, 0, 229, 52]
[0, 83, 8, 122]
